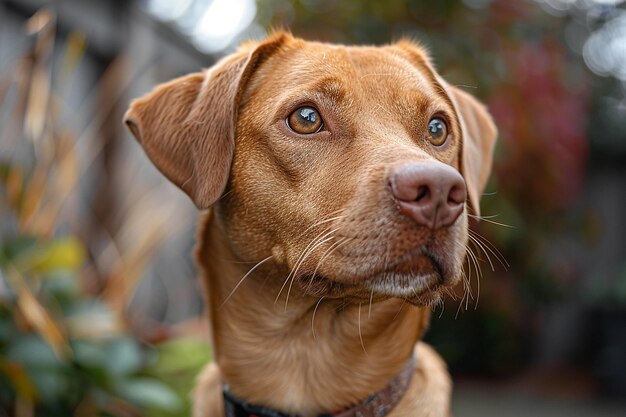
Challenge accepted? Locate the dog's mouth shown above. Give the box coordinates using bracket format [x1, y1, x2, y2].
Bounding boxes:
[364, 252, 446, 305]
[365, 253, 444, 299]
[297, 252, 446, 306]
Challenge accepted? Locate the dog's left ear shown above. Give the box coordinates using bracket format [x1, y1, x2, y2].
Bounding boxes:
[447, 87, 497, 217]
[124, 32, 289, 209]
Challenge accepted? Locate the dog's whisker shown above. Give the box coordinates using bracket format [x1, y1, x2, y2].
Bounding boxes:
[298, 211, 346, 239]
[276, 275, 294, 307]
[286, 228, 340, 298]
[466, 244, 483, 308]
[392, 297, 406, 322]
[468, 213, 515, 229]
[334, 298, 347, 313]
[443, 287, 457, 303]
[472, 256, 481, 310]
[284, 211, 346, 287]
[435, 295, 445, 318]
[214, 188, 235, 204]
[458, 256, 470, 310]
[220, 255, 274, 309]
[293, 225, 343, 274]
[443, 286, 454, 300]
[411, 286, 420, 302]
[362, 238, 392, 318]
[468, 229, 510, 260]
[466, 241, 493, 310]
[470, 212, 500, 219]
[469, 229, 510, 269]
[276, 225, 340, 305]
[180, 174, 193, 189]
[283, 275, 297, 311]
[358, 242, 389, 320]
[454, 83, 478, 89]
[464, 238, 483, 283]
[465, 227, 507, 301]
[311, 296, 324, 340]
[306, 236, 350, 292]
[455, 294, 464, 319]
[457, 245, 480, 317]
[467, 233, 495, 272]
[455, 278, 470, 318]
[447, 239, 469, 310]
[286, 233, 339, 307]
[283, 228, 343, 310]
[466, 245, 482, 310]
[467, 230, 507, 292]
[457, 277, 468, 315]
[358, 302, 367, 355]
[465, 244, 482, 299]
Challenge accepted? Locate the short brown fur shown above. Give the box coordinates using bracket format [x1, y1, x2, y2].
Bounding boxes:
[124, 31, 497, 417]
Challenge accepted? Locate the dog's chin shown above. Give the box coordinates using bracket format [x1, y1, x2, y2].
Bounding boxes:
[364, 272, 444, 306]
[363, 254, 446, 306]
[298, 254, 450, 307]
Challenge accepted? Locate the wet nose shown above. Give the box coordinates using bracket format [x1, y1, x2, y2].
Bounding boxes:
[389, 162, 467, 229]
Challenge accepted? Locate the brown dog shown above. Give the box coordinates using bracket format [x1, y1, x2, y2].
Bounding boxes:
[124, 31, 496, 417]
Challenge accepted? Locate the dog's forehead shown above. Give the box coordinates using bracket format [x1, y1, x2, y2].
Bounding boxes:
[242, 40, 439, 107]
[274, 42, 434, 93]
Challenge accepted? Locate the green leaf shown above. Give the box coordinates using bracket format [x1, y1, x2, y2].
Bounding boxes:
[7, 334, 63, 370]
[29, 369, 69, 402]
[71, 340, 110, 386]
[104, 338, 143, 377]
[137, 338, 211, 417]
[72, 340, 107, 368]
[147, 337, 212, 376]
[2, 236, 85, 275]
[117, 377, 182, 412]
[0, 236, 38, 265]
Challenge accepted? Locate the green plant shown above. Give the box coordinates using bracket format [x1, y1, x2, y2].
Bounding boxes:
[0, 10, 211, 416]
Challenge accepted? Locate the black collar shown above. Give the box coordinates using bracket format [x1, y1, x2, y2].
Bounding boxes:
[223, 356, 416, 417]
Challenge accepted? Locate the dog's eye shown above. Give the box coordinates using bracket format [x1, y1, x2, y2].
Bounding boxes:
[287, 107, 323, 135]
[427, 117, 448, 146]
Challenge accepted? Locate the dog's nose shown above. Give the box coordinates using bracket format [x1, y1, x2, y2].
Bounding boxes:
[389, 162, 467, 229]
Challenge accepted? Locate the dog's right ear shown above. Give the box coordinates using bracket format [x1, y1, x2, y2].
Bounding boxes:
[123, 32, 289, 209]
[447, 86, 497, 217]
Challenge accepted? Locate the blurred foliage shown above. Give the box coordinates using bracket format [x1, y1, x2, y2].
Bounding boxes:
[0, 10, 210, 417]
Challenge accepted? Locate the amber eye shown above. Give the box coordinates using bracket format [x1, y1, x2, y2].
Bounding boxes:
[427, 117, 448, 146]
[287, 107, 323, 134]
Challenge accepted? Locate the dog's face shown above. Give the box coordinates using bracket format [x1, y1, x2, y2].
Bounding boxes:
[124, 32, 496, 307]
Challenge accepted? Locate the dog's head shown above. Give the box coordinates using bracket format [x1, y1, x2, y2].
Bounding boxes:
[124, 32, 496, 306]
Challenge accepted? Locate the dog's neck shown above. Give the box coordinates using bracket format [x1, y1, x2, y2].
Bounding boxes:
[197, 212, 430, 417]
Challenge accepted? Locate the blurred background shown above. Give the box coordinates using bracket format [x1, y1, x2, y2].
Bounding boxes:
[1, 0, 626, 416]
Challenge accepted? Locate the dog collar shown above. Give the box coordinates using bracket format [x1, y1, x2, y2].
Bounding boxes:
[223, 356, 415, 417]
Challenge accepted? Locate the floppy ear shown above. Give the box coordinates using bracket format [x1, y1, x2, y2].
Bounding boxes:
[448, 87, 497, 217]
[123, 32, 289, 209]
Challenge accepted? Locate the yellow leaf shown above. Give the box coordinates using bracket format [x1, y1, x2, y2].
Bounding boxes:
[30, 237, 85, 274]
[0, 360, 38, 402]
[13, 276, 69, 360]
[19, 167, 47, 232]
[58, 31, 87, 92]
[6, 165, 24, 208]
